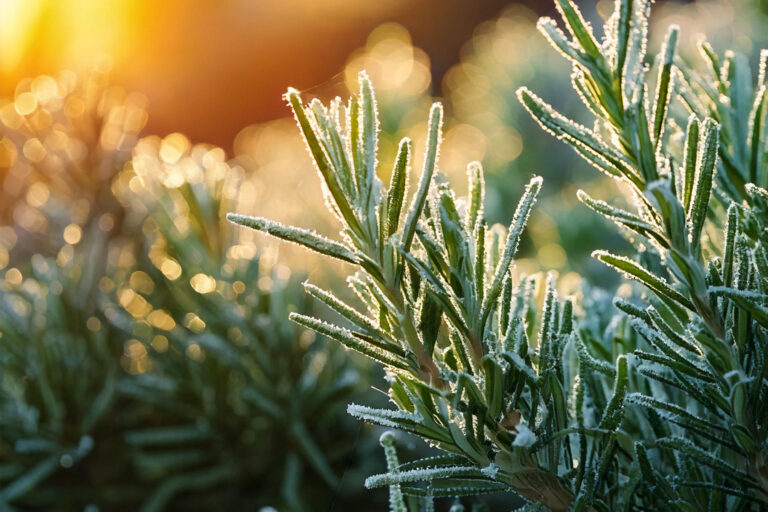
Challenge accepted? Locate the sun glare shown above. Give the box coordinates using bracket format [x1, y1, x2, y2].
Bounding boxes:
[0, 0, 137, 87]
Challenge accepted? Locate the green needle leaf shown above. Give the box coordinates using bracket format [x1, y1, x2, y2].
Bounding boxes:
[226, 214, 359, 264]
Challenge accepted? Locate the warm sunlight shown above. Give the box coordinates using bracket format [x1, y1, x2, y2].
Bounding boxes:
[1, 0, 767, 510]
[0, 0, 138, 85]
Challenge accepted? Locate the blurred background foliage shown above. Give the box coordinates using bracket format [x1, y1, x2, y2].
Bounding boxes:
[0, 0, 766, 509]
[0, 74, 379, 510]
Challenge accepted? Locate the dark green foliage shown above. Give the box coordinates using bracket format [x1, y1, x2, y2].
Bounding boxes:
[0, 81, 370, 510]
[228, 1, 768, 509]
[0, 71, 148, 510]
[521, 0, 768, 508]
[117, 142, 366, 511]
[0, 256, 130, 510]
[4, 1, 768, 510]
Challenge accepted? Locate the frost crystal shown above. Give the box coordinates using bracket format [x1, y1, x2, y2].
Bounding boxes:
[512, 423, 537, 448]
[481, 462, 499, 479]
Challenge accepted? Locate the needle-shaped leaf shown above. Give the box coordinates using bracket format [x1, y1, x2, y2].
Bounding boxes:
[652, 25, 679, 148]
[748, 85, 767, 185]
[401, 103, 443, 252]
[290, 313, 411, 370]
[656, 437, 755, 488]
[554, 0, 603, 61]
[226, 214, 359, 264]
[359, 72, 379, 208]
[577, 189, 664, 244]
[386, 138, 411, 238]
[682, 115, 700, 212]
[347, 404, 453, 444]
[518, 89, 630, 176]
[466, 162, 484, 232]
[722, 204, 739, 286]
[302, 282, 404, 355]
[598, 355, 628, 430]
[593, 250, 695, 310]
[481, 176, 542, 328]
[689, 119, 719, 248]
[285, 88, 362, 235]
[377, 432, 407, 512]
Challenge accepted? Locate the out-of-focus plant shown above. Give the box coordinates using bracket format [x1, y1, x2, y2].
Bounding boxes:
[113, 135, 368, 511]
[0, 68, 147, 509]
[0, 66, 146, 261]
[520, 0, 768, 507]
[650, 0, 768, 60]
[228, 72, 635, 511]
[444, 5, 580, 197]
[0, 72, 374, 510]
[0, 254, 133, 509]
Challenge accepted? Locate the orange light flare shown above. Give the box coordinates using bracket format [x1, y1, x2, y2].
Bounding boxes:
[0, 0, 139, 85]
[0, 0, 411, 149]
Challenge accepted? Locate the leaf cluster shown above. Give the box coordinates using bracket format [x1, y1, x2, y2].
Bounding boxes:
[520, 0, 768, 509]
[229, 0, 768, 509]
[229, 71, 633, 511]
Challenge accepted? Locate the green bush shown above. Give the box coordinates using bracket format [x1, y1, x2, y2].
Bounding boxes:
[520, 0, 768, 505]
[3, 0, 768, 510]
[0, 70, 148, 510]
[0, 80, 372, 510]
[0, 256, 130, 509]
[229, 0, 768, 509]
[115, 136, 369, 511]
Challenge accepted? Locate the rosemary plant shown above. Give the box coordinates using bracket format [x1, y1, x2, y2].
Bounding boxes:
[115, 137, 366, 511]
[0, 256, 130, 509]
[228, 0, 768, 508]
[228, 73, 631, 510]
[0, 77, 372, 509]
[0, 70, 146, 509]
[519, 0, 768, 508]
